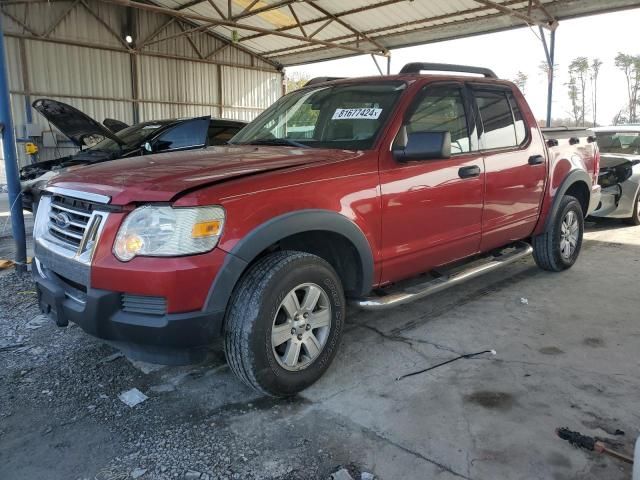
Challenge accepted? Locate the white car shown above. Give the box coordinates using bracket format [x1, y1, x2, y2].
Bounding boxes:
[590, 126, 640, 225]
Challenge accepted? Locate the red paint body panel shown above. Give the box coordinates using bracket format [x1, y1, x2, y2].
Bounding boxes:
[479, 90, 548, 251]
[91, 212, 226, 313]
[48, 73, 598, 314]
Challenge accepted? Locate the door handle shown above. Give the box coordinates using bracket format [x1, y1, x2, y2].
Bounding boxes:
[458, 165, 481, 179]
[528, 155, 544, 165]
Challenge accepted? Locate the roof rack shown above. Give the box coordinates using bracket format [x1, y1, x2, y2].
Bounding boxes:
[399, 62, 497, 79]
[304, 76, 346, 86]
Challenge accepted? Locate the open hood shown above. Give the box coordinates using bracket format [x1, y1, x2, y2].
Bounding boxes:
[32, 98, 125, 148]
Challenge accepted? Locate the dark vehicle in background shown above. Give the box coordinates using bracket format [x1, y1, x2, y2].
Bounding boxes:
[20, 99, 246, 212]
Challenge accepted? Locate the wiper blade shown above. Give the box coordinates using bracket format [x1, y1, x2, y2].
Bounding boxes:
[244, 138, 309, 148]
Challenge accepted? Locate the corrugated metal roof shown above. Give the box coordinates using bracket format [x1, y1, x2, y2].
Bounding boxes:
[143, 0, 640, 66]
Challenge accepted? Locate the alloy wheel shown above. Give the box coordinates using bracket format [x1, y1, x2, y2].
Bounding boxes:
[560, 210, 579, 259]
[271, 283, 332, 371]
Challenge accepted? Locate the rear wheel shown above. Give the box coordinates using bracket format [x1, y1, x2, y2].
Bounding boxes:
[224, 251, 345, 397]
[532, 195, 584, 272]
[624, 189, 640, 226]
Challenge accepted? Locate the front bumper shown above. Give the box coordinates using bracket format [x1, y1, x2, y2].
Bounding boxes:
[34, 261, 225, 364]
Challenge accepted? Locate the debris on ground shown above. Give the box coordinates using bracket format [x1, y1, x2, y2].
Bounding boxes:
[520, 297, 529, 305]
[557, 427, 634, 464]
[128, 359, 165, 374]
[396, 349, 496, 381]
[25, 315, 48, 330]
[131, 467, 147, 478]
[0, 259, 14, 269]
[118, 388, 148, 408]
[98, 352, 124, 365]
[329, 468, 354, 480]
[361, 473, 375, 480]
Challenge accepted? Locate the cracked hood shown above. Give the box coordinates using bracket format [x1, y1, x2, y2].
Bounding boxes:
[47, 145, 357, 205]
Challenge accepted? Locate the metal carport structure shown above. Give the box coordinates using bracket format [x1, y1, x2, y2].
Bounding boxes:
[2, 0, 640, 269]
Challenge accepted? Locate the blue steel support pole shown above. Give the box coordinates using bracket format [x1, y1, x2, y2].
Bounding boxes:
[0, 15, 27, 271]
[546, 29, 556, 128]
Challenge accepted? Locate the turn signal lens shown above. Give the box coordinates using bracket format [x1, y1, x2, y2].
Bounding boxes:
[192, 220, 221, 238]
[124, 234, 145, 254]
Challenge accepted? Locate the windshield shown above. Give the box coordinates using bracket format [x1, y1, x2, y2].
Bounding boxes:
[231, 81, 406, 150]
[89, 122, 169, 153]
[596, 131, 640, 155]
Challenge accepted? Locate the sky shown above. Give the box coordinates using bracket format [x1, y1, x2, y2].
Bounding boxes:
[285, 8, 640, 126]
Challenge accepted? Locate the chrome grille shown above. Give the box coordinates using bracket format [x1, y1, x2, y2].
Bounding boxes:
[48, 196, 93, 249]
[35, 191, 110, 265]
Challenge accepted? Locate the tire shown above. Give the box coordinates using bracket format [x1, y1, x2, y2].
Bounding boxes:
[224, 251, 345, 397]
[532, 195, 584, 272]
[624, 189, 640, 226]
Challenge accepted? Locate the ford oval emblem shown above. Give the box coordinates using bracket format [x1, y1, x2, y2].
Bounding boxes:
[53, 212, 71, 229]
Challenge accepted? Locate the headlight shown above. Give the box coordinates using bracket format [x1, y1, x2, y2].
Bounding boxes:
[113, 205, 225, 261]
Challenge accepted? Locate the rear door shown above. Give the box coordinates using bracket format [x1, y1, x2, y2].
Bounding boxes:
[379, 83, 484, 284]
[471, 87, 547, 251]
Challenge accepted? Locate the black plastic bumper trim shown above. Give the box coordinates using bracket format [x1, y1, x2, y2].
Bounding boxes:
[34, 270, 225, 351]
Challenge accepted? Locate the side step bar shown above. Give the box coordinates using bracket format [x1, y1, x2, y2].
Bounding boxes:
[352, 241, 533, 311]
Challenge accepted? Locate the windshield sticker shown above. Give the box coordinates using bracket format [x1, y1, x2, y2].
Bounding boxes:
[332, 108, 382, 120]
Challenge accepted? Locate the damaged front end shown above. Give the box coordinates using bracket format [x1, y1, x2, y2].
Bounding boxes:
[591, 155, 640, 218]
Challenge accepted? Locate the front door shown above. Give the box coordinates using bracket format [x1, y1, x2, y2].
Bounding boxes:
[379, 83, 485, 284]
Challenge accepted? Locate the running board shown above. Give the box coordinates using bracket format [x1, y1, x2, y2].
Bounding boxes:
[352, 241, 533, 311]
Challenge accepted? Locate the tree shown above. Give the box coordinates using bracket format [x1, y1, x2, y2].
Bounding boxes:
[284, 72, 311, 93]
[589, 58, 603, 127]
[512, 71, 528, 94]
[566, 76, 581, 126]
[568, 57, 589, 126]
[614, 53, 640, 123]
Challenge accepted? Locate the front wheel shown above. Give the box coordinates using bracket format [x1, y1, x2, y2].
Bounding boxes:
[532, 195, 584, 272]
[224, 251, 345, 397]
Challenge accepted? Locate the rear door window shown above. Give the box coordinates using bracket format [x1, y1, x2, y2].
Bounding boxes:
[405, 86, 473, 154]
[475, 91, 519, 150]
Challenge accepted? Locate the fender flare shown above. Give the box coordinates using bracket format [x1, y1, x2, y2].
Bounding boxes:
[204, 209, 375, 317]
[543, 169, 592, 232]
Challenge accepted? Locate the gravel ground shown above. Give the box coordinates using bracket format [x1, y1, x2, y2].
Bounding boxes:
[0, 270, 372, 480]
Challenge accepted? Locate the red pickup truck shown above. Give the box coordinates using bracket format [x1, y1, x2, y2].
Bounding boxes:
[33, 63, 600, 396]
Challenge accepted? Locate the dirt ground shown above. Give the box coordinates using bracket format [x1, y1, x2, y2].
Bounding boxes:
[0, 216, 638, 480]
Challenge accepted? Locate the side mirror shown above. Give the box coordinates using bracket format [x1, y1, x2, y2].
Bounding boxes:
[393, 130, 451, 162]
[143, 141, 153, 153]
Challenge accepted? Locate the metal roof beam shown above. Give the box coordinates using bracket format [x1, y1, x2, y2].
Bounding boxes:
[178, 20, 204, 58]
[99, 0, 384, 56]
[79, 0, 131, 48]
[139, 17, 175, 46]
[302, 0, 389, 54]
[0, 5, 41, 37]
[142, 20, 215, 46]
[472, 0, 551, 28]
[240, 0, 406, 43]
[232, 0, 297, 21]
[287, 3, 306, 38]
[43, 0, 80, 37]
[261, 0, 547, 59]
[4, 30, 280, 72]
